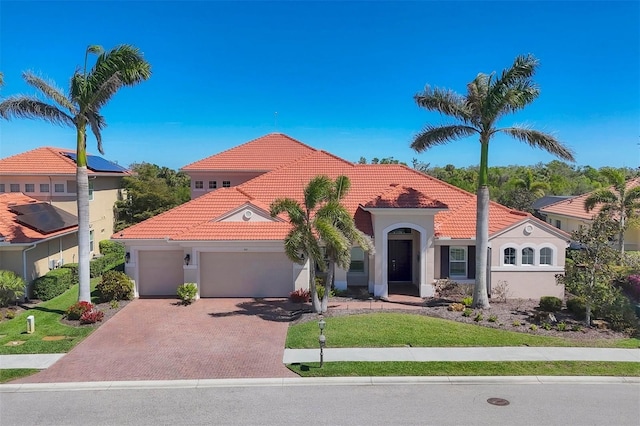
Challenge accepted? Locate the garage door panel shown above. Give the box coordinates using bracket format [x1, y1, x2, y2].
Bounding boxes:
[200, 252, 292, 297]
[138, 251, 184, 296]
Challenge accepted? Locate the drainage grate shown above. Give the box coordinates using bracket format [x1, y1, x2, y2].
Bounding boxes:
[487, 398, 510, 406]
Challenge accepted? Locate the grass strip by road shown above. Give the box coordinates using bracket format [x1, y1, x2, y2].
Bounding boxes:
[0, 369, 40, 383]
[288, 361, 640, 377]
[0, 280, 99, 355]
[286, 312, 640, 349]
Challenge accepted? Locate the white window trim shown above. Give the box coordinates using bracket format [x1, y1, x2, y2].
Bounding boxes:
[498, 243, 558, 269]
[194, 180, 204, 191]
[449, 246, 467, 278]
[521, 247, 535, 266]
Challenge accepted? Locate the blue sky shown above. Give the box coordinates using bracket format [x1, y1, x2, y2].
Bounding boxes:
[1, 1, 638, 171]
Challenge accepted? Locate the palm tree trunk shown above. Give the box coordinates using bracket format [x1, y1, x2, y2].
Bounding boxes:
[473, 137, 491, 309]
[321, 260, 335, 313]
[619, 213, 625, 258]
[309, 259, 321, 313]
[76, 128, 91, 302]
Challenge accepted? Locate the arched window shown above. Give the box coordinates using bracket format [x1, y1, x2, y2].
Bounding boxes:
[503, 247, 516, 265]
[522, 247, 534, 265]
[540, 247, 553, 265]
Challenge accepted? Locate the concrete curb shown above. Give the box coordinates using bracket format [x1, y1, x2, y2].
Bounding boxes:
[1, 376, 638, 392]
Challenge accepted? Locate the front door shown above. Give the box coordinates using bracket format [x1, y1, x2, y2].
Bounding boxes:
[388, 240, 412, 281]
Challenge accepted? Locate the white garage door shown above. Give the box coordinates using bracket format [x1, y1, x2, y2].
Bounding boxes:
[138, 250, 184, 296]
[200, 252, 293, 297]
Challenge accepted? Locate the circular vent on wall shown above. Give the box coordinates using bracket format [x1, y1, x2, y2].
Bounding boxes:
[523, 224, 534, 235]
[243, 210, 253, 221]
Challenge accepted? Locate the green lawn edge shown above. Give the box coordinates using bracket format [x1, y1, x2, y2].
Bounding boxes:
[288, 361, 640, 377]
[0, 369, 40, 383]
[287, 312, 640, 349]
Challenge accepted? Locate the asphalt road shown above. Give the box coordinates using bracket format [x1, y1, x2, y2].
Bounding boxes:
[2, 381, 639, 425]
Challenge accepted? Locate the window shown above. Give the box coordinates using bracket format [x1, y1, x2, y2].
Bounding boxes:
[504, 248, 516, 265]
[24, 184, 35, 193]
[522, 247, 534, 265]
[66, 180, 77, 194]
[195, 181, 204, 189]
[208, 180, 217, 189]
[349, 247, 365, 272]
[89, 230, 94, 252]
[449, 246, 467, 277]
[54, 183, 65, 193]
[40, 183, 50, 193]
[0, 184, 4, 193]
[10, 184, 20, 192]
[88, 181, 94, 201]
[222, 181, 231, 188]
[554, 219, 561, 229]
[540, 247, 553, 265]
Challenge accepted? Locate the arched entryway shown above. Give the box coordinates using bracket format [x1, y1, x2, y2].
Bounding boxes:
[380, 223, 427, 298]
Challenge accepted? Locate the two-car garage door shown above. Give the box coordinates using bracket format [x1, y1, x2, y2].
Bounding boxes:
[199, 252, 293, 297]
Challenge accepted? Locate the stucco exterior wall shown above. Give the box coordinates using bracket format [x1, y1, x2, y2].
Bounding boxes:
[186, 171, 265, 199]
[490, 270, 564, 299]
[544, 212, 640, 251]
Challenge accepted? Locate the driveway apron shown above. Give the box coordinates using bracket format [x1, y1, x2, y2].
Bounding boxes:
[15, 298, 298, 383]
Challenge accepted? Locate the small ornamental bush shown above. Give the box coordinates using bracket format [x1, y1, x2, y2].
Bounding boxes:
[0, 270, 25, 307]
[566, 297, 587, 320]
[539, 296, 562, 312]
[512, 320, 521, 327]
[80, 309, 104, 324]
[177, 283, 198, 305]
[66, 301, 94, 321]
[542, 322, 552, 330]
[462, 308, 473, 317]
[488, 314, 498, 323]
[33, 268, 72, 301]
[447, 303, 465, 312]
[473, 313, 483, 322]
[98, 270, 134, 302]
[461, 296, 473, 307]
[5, 310, 16, 319]
[60, 263, 79, 286]
[626, 274, 640, 301]
[556, 321, 567, 331]
[529, 324, 538, 331]
[289, 288, 310, 303]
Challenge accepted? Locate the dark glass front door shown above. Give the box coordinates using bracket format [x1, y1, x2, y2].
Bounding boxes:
[388, 240, 412, 281]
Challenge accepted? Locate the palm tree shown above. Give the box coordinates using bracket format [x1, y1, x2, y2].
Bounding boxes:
[512, 169, 550, 199]
[411, 54, 575, 308]
[0, 45, 151, 302]
[584, 169, 640, 257]
[315, 176, 373, 312]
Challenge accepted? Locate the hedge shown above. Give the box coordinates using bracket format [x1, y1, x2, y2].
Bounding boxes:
[89, 253, 124, 278]
[99, 240, 125, 257]
[61, 263, 79, 286]
[32, 268, 72, 301]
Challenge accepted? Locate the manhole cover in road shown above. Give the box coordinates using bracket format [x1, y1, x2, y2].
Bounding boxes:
[487, 398, 510, 406]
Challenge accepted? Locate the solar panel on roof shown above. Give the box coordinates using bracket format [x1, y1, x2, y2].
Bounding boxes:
[64, 153, 127, 173]
[11, 203, 78, 234]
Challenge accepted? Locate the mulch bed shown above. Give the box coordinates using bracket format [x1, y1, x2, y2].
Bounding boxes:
[59, 300, 132, 327]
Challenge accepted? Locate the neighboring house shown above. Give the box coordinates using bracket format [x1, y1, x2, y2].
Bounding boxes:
[0, 147, 129, 255]
[114, 133, 569, 300]
[531, 195, 572, 221]
[0, 193, 78, 289]
[539, 178, 640, 251]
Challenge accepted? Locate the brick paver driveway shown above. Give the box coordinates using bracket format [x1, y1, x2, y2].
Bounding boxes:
[17, 298, 299, 383]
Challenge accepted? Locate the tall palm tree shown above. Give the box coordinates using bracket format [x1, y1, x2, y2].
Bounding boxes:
[584, 169, 640, 257]
[512, 169, 550, 199]
[315, 176, 373, 312]
[0, 45, 151, 302]
[411, 54, 575, 308]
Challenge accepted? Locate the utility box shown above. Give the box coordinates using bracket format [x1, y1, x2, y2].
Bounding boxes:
[26, 315, 35, 334]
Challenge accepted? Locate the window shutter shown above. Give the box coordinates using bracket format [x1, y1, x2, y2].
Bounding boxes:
[467, 246, 476, 279]
[440, 246, 449, 278]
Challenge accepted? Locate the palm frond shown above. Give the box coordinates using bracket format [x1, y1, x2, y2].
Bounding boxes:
[283, 228, 306, 264]
[466, 73, 490, 125]
[270, 198, 305, 226]
[494, 54, 538, 89]
[501, 126, 575, 161]
[86, 112, 106, 154]
[0, 95, 74, 126]
[414, 86, 472, 123]
[88, 45, 151, 93]
[487, 55, 539, 119]
[493, 80, 540, 119]
[22, 71, 76, 113]
[625, 186, 640, 206]
[411, 124, 477, 152]
[584, 189, 618, 212]
[333, 175, 351, 200]
[304, 175, 333, 211]
[84, 72, 125, 115]
[599, 168, 626, 189]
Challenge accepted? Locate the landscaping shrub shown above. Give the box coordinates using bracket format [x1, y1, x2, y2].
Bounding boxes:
[79, 309, 104, 324]
[597, 290, 638, 333]
[289, 288, 310, 303]
[99, 240, 125, 257]
[447, 303, 464, 312]
[90, 253, 124, 278]
[66, 301, 94, 320]
[32, 268, 72, 301]
[626, 274, 640, 301]
[462, 308, 473, 317]
[0, 270, 25, 307]
[177, 283, 197, 305]
[473, 313, 483, 322]
[98, 270, 134, 302]
[488, 314, 498, 323]
[566, 297, 586, 320]
[461, 296, 473, 307]
[539, 296, 562, 312]
[61, 263, 79, 286]
[316, 285, 335, 300]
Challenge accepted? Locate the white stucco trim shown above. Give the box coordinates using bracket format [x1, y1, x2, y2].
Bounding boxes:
[498, 242, 559, 267]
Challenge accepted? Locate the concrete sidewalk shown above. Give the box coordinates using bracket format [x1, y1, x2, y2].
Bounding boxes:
[1, 354, 65, 369]
[283, 347, 640, 363]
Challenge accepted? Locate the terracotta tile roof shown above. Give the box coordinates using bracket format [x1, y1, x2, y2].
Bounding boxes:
[0, 147, 129, 176]
[180, 133, 318, 172]
[540, 177, 640, 220]
[0, 193, 78, 243]
[113, 135, 531, 241]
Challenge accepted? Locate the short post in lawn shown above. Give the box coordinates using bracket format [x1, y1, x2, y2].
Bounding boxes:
[318, 318, 326, 367]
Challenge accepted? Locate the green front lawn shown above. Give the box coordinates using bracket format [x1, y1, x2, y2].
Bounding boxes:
[0, 280, 99, 355]
[288, 361, 640, 377]
[0, 369, 40, 383]
[286, 313, 640, 349]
